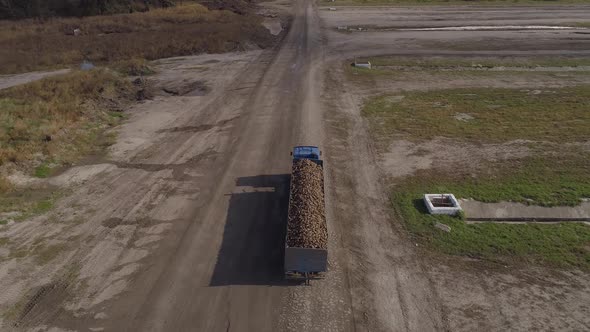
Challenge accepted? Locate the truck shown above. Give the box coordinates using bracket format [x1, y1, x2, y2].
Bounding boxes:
[284, 145, 328, 284]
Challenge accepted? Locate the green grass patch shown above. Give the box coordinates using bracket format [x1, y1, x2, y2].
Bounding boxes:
[34, 163, 53, 178]
[108, 111, 126, 119]
[394, 155, 590, 267]
[362, 56, 590, 69]
[0, 189, 62, 223]
[347, 65, 393, 76]
[32, 199, 55, 215]
[345, 61, 590, 87]
[362, 86, 590, 143]
[107, 111, 127, 126]
[394, 187, 590, 268]
[402, 151, 590, 206]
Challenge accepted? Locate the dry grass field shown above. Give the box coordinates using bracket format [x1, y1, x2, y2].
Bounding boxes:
[0, 4, 274, 74]
[0, 69, 137, 175]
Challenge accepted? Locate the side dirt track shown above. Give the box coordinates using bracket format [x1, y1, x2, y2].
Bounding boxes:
[0, 1, 589, 332]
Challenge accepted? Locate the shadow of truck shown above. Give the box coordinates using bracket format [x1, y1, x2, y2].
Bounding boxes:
[210, 174, 303, 286]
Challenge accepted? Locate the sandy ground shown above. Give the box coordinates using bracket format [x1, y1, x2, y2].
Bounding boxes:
[0, 2, 589, 332]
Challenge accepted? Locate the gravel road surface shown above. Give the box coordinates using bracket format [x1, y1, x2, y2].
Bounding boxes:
[2, 2, 590, 331]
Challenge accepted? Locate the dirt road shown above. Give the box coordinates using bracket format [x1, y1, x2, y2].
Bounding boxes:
[2, 2, 590, 331]
[100, 0, 353, 330]
[0, 0, 442, 328]
[0, 0, 358, 330]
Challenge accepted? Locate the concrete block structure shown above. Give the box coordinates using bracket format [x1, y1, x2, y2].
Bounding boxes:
[424, 194, 462, 215]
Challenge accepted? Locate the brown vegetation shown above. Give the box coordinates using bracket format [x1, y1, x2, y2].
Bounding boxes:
[0, 0, 195, 19]
[0, 4, 274, 74]
[0, 69, 136, 173]
[113, 58, 156, 76]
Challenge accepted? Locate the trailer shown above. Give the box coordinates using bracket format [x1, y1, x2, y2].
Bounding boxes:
[285, 146, 328, 284]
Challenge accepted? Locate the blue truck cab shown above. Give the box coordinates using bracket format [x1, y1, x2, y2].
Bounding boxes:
[291, 146, 323, 166]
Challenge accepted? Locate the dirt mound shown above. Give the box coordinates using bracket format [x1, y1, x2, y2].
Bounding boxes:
[287, 159, 327, 249]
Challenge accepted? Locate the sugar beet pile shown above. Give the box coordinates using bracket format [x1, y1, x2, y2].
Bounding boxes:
[287, 159, 328, 249]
